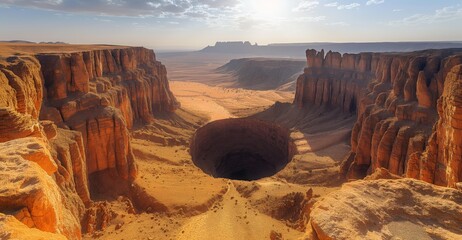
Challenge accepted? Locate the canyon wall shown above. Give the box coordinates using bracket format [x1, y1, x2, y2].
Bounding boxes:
[0, 47, 178, 238]
[295, 48, 462, 187]
[294, 50, 374, 113]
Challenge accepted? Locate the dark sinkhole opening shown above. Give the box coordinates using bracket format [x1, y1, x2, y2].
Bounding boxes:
[190, 118, 295, 181]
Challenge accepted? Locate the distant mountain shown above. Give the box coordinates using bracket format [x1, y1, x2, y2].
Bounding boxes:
[0, 40, 68, 44]
[200, 41, 462, 58]
[0, 40, 36, 44]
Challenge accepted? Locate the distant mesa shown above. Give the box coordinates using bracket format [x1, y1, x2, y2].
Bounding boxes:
[0, 40, 36, 44]
[217, 58, 305, 90]
[0, 40, 68, 44]
[200, 41, 462, 58]
[38, 41, 68, 44]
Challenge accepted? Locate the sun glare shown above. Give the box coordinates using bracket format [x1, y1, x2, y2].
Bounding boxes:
[251, 0, 284, 18]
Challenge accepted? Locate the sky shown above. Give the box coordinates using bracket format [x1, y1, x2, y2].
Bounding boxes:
[0, 0, 462, 51]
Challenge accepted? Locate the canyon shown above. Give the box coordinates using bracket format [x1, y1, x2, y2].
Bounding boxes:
[0, 42, 462, 240]
[0, 43, 178, 239]
[294, 49, 462, 188]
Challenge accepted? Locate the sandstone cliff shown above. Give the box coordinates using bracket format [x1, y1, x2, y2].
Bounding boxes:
[295, 49, 462, 187]
[0, 46, 178, 239]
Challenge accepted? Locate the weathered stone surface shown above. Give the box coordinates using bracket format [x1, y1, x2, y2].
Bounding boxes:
[0, 213, 67, 240]
[65, 106, 137, 182]
[0, 150, 81, 239]
[309, 179, 462, 240]
[0, 108, 44, 143]
[0, 56, 43, 118]
[422, 64, 462, 187]
[0, 137, 57, 175]
[295, 50, 373, 114]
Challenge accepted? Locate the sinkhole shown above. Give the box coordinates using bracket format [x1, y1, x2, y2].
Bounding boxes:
[190, 118, 295, 181]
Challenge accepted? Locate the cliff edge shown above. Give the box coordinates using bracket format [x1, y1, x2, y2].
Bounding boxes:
[0, 44, 178, 239]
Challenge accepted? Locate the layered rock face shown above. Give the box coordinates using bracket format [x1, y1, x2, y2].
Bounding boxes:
[294, 50, 374, 113]
[38, 47, 178, 183]
[308, 178, 462, 240]
[295, 49, 462, 187]
[0, 47, 178, 238]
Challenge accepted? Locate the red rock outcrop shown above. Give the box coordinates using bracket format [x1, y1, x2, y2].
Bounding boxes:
[421, 64, 462, 187]
[0, 46, 178, 239]
[0, 138, 81, 238]
[308, 179, 462, 239]
[294, 50, 374, 113]
[0, 213, 67, 240]
[295, 49, 462, 187]
[38, 47, 178, 186]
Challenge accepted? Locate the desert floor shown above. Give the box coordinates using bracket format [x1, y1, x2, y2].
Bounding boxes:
[85, 53, 353, 240]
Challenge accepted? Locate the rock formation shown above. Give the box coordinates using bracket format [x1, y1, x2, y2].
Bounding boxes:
[308, 179, 462, 240]
[0, 46, 178, 239]
[294, 50, 373, 113]
[0, 213, 67, 240]
[295, 48, 462, 187]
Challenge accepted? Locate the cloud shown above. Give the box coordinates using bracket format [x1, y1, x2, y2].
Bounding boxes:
[337, 3, 360, 10]
[324, 2, 338, 7]
[0, 0, 241, 17]
[366, 0, 384, 6]
[324, 2, 360, 10]
[389, 6, 462, 25]
[293, 1, 319, 12]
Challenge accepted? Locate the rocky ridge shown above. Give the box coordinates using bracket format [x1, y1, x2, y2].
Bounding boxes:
[295, 48, 462, 188]
[0, 46, 178, 239]
[307, 178, 462, 240]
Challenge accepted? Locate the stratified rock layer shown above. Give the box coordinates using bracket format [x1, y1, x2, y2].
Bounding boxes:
[309, 179, 462, 240]
[295, 49, 462, 187]
[0, 46, 178, 239]
[38, 47, 178, 183]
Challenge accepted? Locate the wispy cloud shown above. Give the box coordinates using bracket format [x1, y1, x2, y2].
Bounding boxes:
[366, 0, 384, 6]
[389, 6, 462, 25]
[337, 3, 360, 10]
[324, 2, 360, 10]
[293, 1, 319, 12]
[324, 2, 338, 7]
[0, 0, 241, 18]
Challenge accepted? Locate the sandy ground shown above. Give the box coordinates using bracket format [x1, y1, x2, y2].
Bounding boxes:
[170, 81, 294, 120]
[78, 52, 351, 240]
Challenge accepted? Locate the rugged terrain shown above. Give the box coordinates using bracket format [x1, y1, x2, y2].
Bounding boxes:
[0, 43, 178, 239]
[295, 49, 462, 188]
[1, 43, 462, 240]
